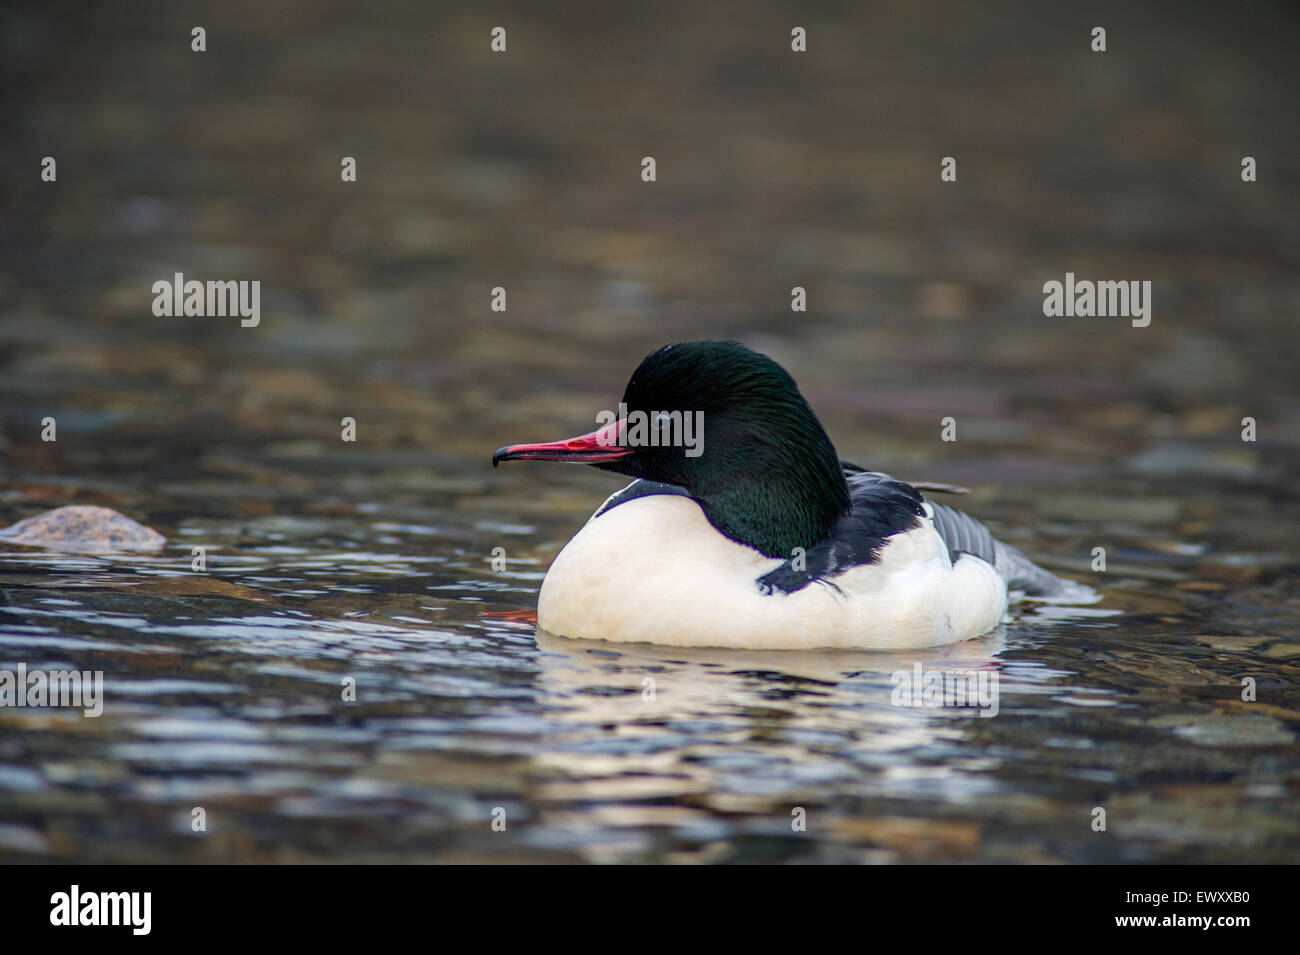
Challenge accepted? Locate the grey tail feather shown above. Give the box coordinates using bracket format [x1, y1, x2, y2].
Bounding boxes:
[992, 540, 1074, 597]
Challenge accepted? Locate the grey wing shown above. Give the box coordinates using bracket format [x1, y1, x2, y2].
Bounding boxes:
[926, 500, 1069, 597]
[926, 500, 997, 565]
[839, 463, 1077, 598]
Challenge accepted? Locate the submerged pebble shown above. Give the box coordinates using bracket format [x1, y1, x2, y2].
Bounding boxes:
[0, 505, 165, 553]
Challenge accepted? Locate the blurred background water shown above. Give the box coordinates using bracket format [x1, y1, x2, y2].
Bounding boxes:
[0, 1, 1297, 862]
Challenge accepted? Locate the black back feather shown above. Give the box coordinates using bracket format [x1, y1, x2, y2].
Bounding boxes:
[756, 468, 926, 594]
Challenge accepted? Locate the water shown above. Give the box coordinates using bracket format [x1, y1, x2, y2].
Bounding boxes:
[0, 2, 1297, 863]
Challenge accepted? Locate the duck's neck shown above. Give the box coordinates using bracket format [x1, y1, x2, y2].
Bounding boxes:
[694, 450, 850, 559]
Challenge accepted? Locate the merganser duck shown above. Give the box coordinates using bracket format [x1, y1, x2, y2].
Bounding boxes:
[493, 341, 1084, 650]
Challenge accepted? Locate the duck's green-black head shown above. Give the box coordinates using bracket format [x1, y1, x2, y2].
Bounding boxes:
[493, 341, 851, 558]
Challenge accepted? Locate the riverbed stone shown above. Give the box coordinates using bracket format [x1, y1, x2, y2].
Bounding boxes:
[0, 505, 165, 553]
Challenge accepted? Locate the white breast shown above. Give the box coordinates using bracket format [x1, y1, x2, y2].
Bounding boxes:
[537, 492, 1007, 650]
